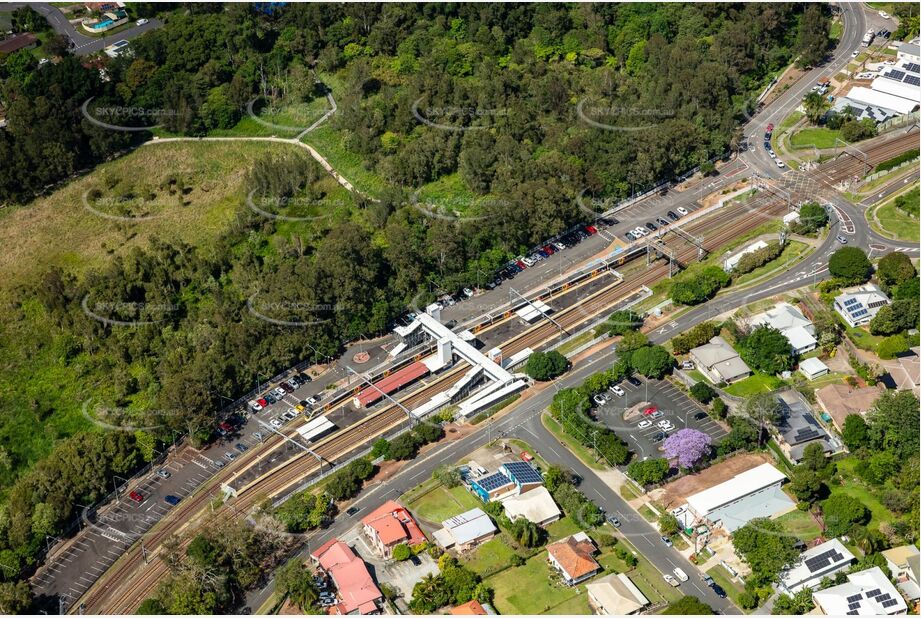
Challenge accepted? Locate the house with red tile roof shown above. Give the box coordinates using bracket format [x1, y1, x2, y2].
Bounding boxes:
[310, 539, 383, 615]
[547, 532, 600, 585]
[450, 599, 487, 615]
[361, 500, 426, 558]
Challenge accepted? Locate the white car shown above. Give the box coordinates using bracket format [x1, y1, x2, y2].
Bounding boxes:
[306, 396, 319, 406]
[657, 420, 674, 430]
[593, 394, 607, 406]
[851, 50, 860, 58]
[768, 149, 776, 159]
[248, 400, 263, 412]
[463, 288, 474, 298]
[676, 207, 688, 216]
[634, 227, 648, 237]
[136, 18, 148, 26]
[663, 574, 680, 587]
[879, 10, 890, 19]
[777, 160, 786, 168]
[638, 420, 653, 429]
[270, 418, 283, 428]
[521, 256, 536, 267]
[553, 241, 566, 251]
[673, 567, 689, 582]
[609, 385, 625, 397]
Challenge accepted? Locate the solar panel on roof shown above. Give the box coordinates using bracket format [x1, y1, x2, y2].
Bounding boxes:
[877, 593, 892, 602]
[476, 472, 512, 491]
[847, 594, 863, 603]
[502, 461, 543, 484]
[882, 598, 899, 608]
[905, 75, 920, 86]
[844, 298, 859, 306]
[888, 69, 907, 80]
[865, 588, 883, 598]
[847, 611, 858, 616]
[848, 602, 862, 610]
[904, 62, 920, 73]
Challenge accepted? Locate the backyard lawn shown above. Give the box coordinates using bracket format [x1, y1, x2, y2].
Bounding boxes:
[724, 373, 786, 397]
[485, 552, 591, 615]
[707, 565, 747, 609]
[776, 509, 823, 543]
[546, 516, 583, 541]
[463, 538, 521, 578]
[402, 480, 481, 524]
[845, 325, 885, 352]
[831, 459, 896, 531]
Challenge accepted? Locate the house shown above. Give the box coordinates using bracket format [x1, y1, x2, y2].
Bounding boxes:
[774, 391, 840, 463]
[887, 347, 920, 394]
[834, 284, 890, 328]
[812, 566, 908, 615]
[433, 508, 497, 551]
[815, 383, 884, 431]
[310, 539, 383, 615]
[749, 303, 817, 355]
[586, 573, 650, 615]
[779, 538, 855, 593]
[724, 240, 769, 272]
[468, 472, 516, 503]
[689, 336, 752, 384]
[499, 461, 544, 494]
[0, 33, 38, 55]
[882, 545, 920, 602]
[450, 600, 489, 615]
[896, 38, 921, 64]
[783, 211, 801, 226]
[547, 532, 600, 585]
[360, 500, 426, 558]
[800, 357, 830, 381]
[502, 486, 561, 526]
[686, 463, 793, 532]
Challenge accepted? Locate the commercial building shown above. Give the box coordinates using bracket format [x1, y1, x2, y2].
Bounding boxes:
[586, 573, 650, 615]
[360, 500, 426, 558]
[689, 336, 752, 384]
[686, 463, 793, 532]
[433, 508, 497, 551]
[310, 539, 383, 615]
[748, 303, 817, 355]
[502, 486, 561, 526]
[834, 284, 890, 328]
[779, 538, 855, 593]
[812, 566, 908, 615]
[547, 532, 600, 585]
[882, 545, 920, 602]
[774, 390, 839, 463]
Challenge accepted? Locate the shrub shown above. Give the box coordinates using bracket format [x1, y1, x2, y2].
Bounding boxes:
[671, 321, 720, 355]
[392, 543, 411, 561]
[712, 397, 727, 419]
[877, 334, 909, 360]
[690, 382, 715, 404]
[733, 241, 784, 275]
[524, 350, 569, 381]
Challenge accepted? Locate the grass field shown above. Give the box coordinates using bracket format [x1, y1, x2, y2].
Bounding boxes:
[706, 565, 747, 609]
[546, 516, 583, 540]
[463, 538, 521, 577]
[832, 458, 896, 531]
[871, 185, 919, 242]
[723, 372, 786, 397]
[845, 325, 885, 353]
[776, 509, 823, 542]
[402, 480, 481, 524]
[790, 127, 842, 150]
[302, 124, 388, 199]
[485, 552, 592, 615]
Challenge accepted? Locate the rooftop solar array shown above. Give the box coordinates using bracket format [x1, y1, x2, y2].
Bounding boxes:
[882, 598, 900, 608]
[865, 589, 883, 599]
[475, 472, 513, 492]
[904, 62, 920, 74]
[886, 69, 907, 81]
[502, 461, 543, 484]
[906, 75, 920, 87]
[806, 549, 847, 573]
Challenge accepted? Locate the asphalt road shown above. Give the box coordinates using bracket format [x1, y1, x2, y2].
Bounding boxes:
[6, 2, 161, 55]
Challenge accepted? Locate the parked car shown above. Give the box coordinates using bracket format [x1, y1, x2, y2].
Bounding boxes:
[136, 18, 148, 25]
[673, 568, 689, 582]
[234, 443, 248, 453]
[657, 420, 674, 430]
[638, 420, 653, 429]
[156, 469, 171, 479]
[681, 360, 695, 369]
[625, 231, 636, 241]
[667, 210, 679, 221]
[270, 418, 283, 428]
[164, 495, 180, 506]
[626, 376, 641, 386]
[661, 535, 673, 547]
[694, 411, 709, 421]
[645, 221, 657, 231]
[663, 573, 680, 586]
[257, 398, 268, 408]
[777, 160, 786, 168]
[129, 490, 144, 503]
[306, 396, 319, 406]
[213, 459, 225, 468]
[224, 452, 236, 461]
[609, 385, 625, 397]
[656, 217, 670, 227]
[710, 583, 727, 598]
[607, 515, 621, 528]
[676, 207, 688, 216]
[643, 406, 658, 416]
[650, 432, 667, 443]
[248, 400, 264, 412]
[264, 393, 277, 404]
[650, 410, 664, 419]
[252, 432, 264, 441]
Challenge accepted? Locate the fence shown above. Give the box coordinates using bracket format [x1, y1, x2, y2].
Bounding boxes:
[862, 156, 919, 184]
[878, 110, 920, 133]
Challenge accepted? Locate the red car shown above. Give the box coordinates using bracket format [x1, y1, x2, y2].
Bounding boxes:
[542, 245, 555, 255]
[766, 123, 774, 133]
[257, 398, 268, 408]
[520, 451, 534, 462]
[585, 225, 598, 234]
[643, 406, 658, 416]
[129, 490, 144, 503]
[219, 421, 233, 432]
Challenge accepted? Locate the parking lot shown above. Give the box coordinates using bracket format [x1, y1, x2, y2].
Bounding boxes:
[593, 376, 728, 463]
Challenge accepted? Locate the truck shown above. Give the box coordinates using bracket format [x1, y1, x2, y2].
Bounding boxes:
[862, 30, 875, 46]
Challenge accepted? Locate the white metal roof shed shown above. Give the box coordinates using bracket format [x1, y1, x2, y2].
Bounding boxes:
[846, 86, 919, 115]
[687, 463, 787, 517]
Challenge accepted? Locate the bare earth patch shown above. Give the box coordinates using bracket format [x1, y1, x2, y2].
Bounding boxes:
[652, 452, 774, 510]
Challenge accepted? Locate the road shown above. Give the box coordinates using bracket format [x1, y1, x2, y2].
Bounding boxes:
[5, 2, 161, 55]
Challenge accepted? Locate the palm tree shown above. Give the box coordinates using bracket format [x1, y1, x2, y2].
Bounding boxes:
[803, 91, 831, 125]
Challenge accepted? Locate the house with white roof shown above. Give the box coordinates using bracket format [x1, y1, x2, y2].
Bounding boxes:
[749, 302, 817, 355]
[586, 573, 650, 615]
[800, 357, 830, 381]
[433, 508, 497, 551]
[686, 463, 793, 532]
[882, 545, 920, 602]
[779, 538, 855, 593]
[502, 486, 561, 527]
[834, 284, 890, 328]
[812, 566, 908, 615]
[689, 336, 752, 384]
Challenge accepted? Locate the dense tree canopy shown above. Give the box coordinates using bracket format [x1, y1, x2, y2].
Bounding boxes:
[828, 247, 872, 283]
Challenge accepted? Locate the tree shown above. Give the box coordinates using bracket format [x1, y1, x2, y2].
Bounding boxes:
[659, 513, 681, 536]
[822, 494, 869, 536]
[690, 382, 715, 404]
[733, 518, 800, 585]
[392, 543, 412, 561]
[627, 458, 670, 485]
[371, 438, 391, 459]
[276, 558, 319, 610]
[740, 326, 794, 374]
[795, 3, 830, 68]
[772, 589, 816, 615]
[712, 397, 728, 419]
[662, 596, 714, 614]
[0, 581, 31, 614]
[868, 391, 920, 459]
[743, 392, 782, 447]
[802, 91, 830, 125]
[789, 468, 824, 503]
[413, 421, 444, 444]
[828, 247, 872, 284]
[794, 202, 829, 234]
[433, 465, 462, 488]
[388, 433, 421, 460]
[671, 322, 721, 355]
[136, 598, 167, 615]
[630, 345, 674, 378]
[663, 428, 712, 468]
[869, 300, 920, 335]
[877, 334, 909, 360]
[542, 464, 571, 492]
[524, 350, 569, 381]
[876, 252, 917, 290]
[618, 330, 649, 353]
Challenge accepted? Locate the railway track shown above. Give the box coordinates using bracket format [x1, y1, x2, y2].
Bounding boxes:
[78, 190, 790, 614]
[815, 131, 918, 185]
